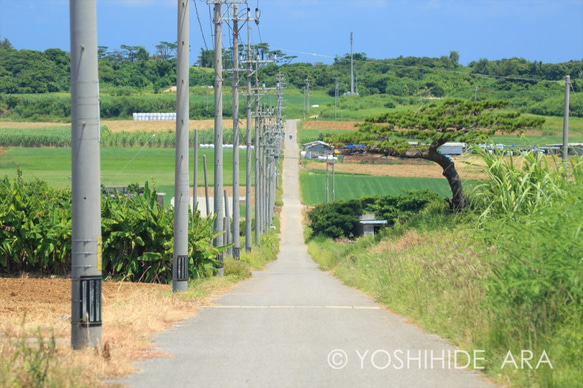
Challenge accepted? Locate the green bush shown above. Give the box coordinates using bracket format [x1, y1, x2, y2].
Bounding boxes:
[0, 174, 224, 282]
[307, 190, 441, 239]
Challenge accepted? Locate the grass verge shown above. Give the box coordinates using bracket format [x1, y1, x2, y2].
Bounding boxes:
[307, 203, 581, 387]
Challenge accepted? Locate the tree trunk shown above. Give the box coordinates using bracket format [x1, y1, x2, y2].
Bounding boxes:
[424, 149, 465, 211]
[360, 146, 467, 211]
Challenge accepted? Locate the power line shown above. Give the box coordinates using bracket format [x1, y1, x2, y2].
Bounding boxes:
[193, 0, 208, 50]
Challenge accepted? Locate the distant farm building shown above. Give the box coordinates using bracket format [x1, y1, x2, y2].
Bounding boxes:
[438, 142, 466, 155]
[301, 141, 333, 159]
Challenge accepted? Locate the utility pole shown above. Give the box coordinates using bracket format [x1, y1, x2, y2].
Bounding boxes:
[332, 148, 335, 201]
[255, 88, 261, 245]
[193, 129, 198, 214]
[350, 31, 354, 95]
[245, 6, 253, 252]
[305, 77, 310, 115]
[211, 0, 224, 276]
[335, 79, 340, 117]
[326, 155, 329, 203]
[69, 0, 102, 349]
[231, 3, 241, 259]
[173, 0, 190, 292]
[302, 85, 306, 120]
[562, 75, 570, 163]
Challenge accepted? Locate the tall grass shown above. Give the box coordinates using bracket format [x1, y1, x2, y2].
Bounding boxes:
[469, 146, 581, 221]
[307, 151, 583, 386]
[470, 149, 583, 386]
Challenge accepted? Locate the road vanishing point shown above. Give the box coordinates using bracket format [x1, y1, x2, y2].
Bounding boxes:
[120, 119, 494, 388]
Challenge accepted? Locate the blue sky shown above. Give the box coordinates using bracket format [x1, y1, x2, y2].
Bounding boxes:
[1, 0, 582, 65]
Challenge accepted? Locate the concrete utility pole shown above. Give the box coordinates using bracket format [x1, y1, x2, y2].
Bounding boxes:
[211, 1, 225, 275]
[231, 3, 241, 259]
[245, 6, 253, 252]
[69, 0, 102, 349]
[562, 75, 570, 162]
[193, 129, 199, 214]
[203, 154, 210, 216]
[326, 156, 329, 203]
[334, 78, 339, 120]
[350, 31, 354, 95]
[173, 0, 190, 292]
[302, 85, 306, 120]
[255, 90, 262, 245]
[305, 78, 310, 114]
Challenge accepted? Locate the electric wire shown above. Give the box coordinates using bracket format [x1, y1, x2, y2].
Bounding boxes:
[193, 0, 208, 50]
[109, 134, 157, 185]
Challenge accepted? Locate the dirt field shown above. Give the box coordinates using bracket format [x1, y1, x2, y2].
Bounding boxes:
[306, 155, 486, 180]
[1, 120, 229, 132]
[0, 275, 236, 384]
[302, 120, 359, 131]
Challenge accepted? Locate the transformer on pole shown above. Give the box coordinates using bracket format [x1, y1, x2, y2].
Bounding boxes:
[69, 0, 102, 349]
[173, 0, 190, 292]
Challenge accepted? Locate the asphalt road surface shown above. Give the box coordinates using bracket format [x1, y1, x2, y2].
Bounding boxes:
[120, 120, 494, 388]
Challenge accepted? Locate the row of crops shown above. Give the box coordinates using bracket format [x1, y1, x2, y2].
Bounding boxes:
[0, 126, 257, 148]
[0, 174, 223, 281]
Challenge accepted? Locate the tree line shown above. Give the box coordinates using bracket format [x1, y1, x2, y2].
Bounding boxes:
[1, 38, 581, 117]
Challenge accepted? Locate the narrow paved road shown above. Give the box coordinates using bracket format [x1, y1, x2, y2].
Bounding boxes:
[121, 120, 493, 387]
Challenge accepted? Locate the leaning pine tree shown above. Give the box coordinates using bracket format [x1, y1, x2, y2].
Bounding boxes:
[327, 99, 545, 211]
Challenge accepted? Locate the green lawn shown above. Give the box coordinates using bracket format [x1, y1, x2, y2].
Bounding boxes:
[490, 133, 583, 146]
[300, 170, 452, 205]
[0, 147, 255, 204]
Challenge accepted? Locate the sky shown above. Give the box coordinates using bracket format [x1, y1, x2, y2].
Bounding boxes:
[1, 0, 582, 66]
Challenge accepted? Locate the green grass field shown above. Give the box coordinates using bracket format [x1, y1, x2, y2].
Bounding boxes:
[300, 170, 452, 205]
[490, 133, 583, 146]
[0, 147, 255, 204]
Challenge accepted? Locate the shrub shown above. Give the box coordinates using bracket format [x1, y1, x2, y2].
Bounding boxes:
[307, 190, 441, 239]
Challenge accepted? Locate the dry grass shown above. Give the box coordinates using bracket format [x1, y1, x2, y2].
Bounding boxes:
[0, 276, 239, 386]
[368, 229, 424, 256]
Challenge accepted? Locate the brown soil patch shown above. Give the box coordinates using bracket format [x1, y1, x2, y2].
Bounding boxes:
[0, 121, 69, 129]
[101, 119, 231, 133]
[301, 121, 545, 137]
[0, 120, 233, 133]
[0, 275, 237, 385]
[306, 155, 486, 180]
[302, 120, 359, 131]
